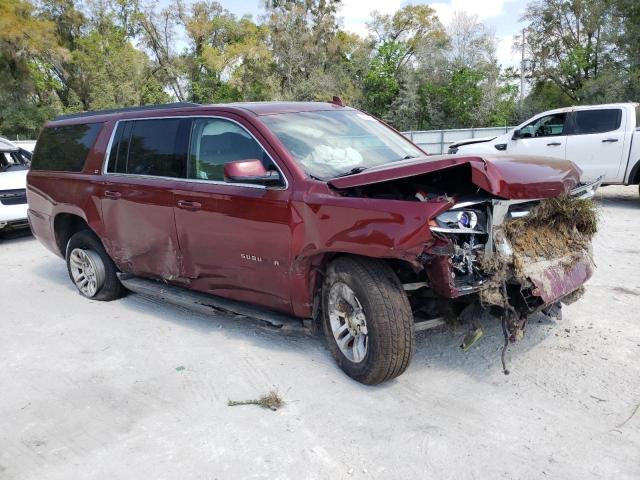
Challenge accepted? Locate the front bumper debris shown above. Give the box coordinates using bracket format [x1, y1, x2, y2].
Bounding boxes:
[519, 253, 593, 306]
[424, 177, 602, 312]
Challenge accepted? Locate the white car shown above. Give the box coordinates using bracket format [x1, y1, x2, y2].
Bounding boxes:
[448, 103, 640, 189]
[0, 137, 31, 232]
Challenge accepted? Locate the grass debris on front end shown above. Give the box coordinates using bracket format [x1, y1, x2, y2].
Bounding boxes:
[479, 194, 598, 319]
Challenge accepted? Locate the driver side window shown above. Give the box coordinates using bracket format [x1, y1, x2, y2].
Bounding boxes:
[188, 118, 274, 181]
[519, 113, 567, 138]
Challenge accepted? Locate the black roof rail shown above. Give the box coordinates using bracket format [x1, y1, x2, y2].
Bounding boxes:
[53, 102, 201, 121]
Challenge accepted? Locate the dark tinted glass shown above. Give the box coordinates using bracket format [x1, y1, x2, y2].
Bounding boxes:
[572, 109, 621, 134]
[124, 119, 188, 177]
[107, 121, 133, 173]
[32, 123, 102, 171]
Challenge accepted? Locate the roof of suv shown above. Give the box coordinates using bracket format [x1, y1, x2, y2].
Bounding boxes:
[51, 101, 354, 125]
[227, 101, 353, 115]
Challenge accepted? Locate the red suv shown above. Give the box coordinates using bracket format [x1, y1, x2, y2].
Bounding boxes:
[27, 101, 598, 384]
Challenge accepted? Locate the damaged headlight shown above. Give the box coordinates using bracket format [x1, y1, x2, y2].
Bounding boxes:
[431, 209, 487, 234]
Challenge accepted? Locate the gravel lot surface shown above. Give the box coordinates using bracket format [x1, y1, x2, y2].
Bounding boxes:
[1, 185, 639, 480]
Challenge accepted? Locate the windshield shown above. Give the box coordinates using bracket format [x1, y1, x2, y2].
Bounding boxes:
[260, 110, 424, 179]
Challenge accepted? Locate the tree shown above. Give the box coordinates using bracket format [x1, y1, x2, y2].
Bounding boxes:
[177, 0, 276, 103]
[265, 0, 363, 101]
[0, 0, 65, 137]
[521, 0, 619, 102]
[138, 1, 187, 101]
[612, 0, 640, 100]
[363, 5, 446, 119]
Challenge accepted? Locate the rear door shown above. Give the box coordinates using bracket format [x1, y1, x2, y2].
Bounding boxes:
[100, 117, 190, 279]
[171, 116, 293, 313]
[565, 108, 627, 182]
[507, 112, 569, 159]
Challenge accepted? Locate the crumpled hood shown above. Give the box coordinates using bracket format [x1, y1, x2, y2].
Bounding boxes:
[328, 154, 581, 200]
[0, 169, 28, 191]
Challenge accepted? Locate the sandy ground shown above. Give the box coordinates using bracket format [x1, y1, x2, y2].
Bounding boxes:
[0, 185, 639, 480]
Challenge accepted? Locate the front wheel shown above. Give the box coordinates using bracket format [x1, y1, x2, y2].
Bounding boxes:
[322, 256, 415, 385]
[66, 230, 125, 301]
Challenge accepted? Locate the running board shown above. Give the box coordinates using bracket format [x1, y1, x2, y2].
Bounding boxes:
[117, 274, 311, 334]
[414, 316, 446, 332]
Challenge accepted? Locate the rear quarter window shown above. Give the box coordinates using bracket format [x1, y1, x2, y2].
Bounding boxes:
[31, 123, 103, 172]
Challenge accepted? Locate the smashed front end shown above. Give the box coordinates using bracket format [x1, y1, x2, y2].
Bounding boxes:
[424, 179, 601, 338]
[325, 155, 600, 349]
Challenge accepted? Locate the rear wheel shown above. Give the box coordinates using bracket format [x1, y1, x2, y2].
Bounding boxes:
[66, 230, 125, 301]
[322, 256, 415, 385]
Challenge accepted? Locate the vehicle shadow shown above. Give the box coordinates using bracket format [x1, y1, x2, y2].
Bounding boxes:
[411, 311, 560, 379]
[0, 228, 33, 242]
[30, 255, 328, 355]
[29, 255, 565, 386]
[595, 187, 640, 210]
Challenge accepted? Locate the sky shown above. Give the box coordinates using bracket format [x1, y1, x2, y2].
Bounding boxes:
[219, 0, 529, 68]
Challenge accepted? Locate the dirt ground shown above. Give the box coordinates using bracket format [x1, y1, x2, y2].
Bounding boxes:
[1, 185, 639, 480]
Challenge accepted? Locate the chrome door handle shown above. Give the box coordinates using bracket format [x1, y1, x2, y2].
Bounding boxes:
[546, 142, 562, 146]
[104, 190, 121, 199]
[177, 200, 202, 211]
[602, 138, 619, 143]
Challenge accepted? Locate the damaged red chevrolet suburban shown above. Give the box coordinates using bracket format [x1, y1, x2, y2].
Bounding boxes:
[27, 101, 600, 384]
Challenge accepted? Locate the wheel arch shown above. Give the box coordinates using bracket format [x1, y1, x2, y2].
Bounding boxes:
[296, 252, 420, 332]
[629, 158, 640, 185]
[53, 213, 93, 256]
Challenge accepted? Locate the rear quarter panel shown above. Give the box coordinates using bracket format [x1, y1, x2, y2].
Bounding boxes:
[27, 121, 114, 256]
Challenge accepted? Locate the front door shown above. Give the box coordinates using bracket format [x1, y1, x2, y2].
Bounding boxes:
[99, 117, 190, 280]
[507, 112, 569, 160]
[172, 116, 293, 313]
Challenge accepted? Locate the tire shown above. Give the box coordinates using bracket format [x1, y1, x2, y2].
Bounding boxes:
[66, 230, 125, 301]
[322, 256, 415, 385]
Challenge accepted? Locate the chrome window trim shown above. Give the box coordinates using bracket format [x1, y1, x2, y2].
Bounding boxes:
[101, 115, 289, 190]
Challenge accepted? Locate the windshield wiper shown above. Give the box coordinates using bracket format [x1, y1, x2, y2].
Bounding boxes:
[335, 166, 368, 177]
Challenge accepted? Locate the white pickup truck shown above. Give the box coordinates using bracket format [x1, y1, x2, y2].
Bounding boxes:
[448, 103, 640, 190]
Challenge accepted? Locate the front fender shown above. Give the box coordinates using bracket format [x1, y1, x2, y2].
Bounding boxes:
[287, 189, 452, 317]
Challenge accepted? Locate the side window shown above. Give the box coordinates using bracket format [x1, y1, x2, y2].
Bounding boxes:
[32, 123, 102, 172]
[188, 118, 273, 181]
[107, 118, 189, 177]
[572, 109, 621, 135]
[127, 119, 188, 177]
[519, 113, 567, 138]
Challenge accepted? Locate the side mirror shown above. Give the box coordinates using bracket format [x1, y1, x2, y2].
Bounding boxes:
[511, 129, 521, 140]
[223, 159, 282, 186]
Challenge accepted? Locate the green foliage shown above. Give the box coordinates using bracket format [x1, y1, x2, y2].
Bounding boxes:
[2, 0, 638, 139]
[520, 0, 637, 104]
[363, 41, 403, 117]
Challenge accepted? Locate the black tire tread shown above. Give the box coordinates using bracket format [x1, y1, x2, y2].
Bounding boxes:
[323, 256, 415, 384]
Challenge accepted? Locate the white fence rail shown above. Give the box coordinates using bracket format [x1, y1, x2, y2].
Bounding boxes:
[403, 126, 515, 155]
